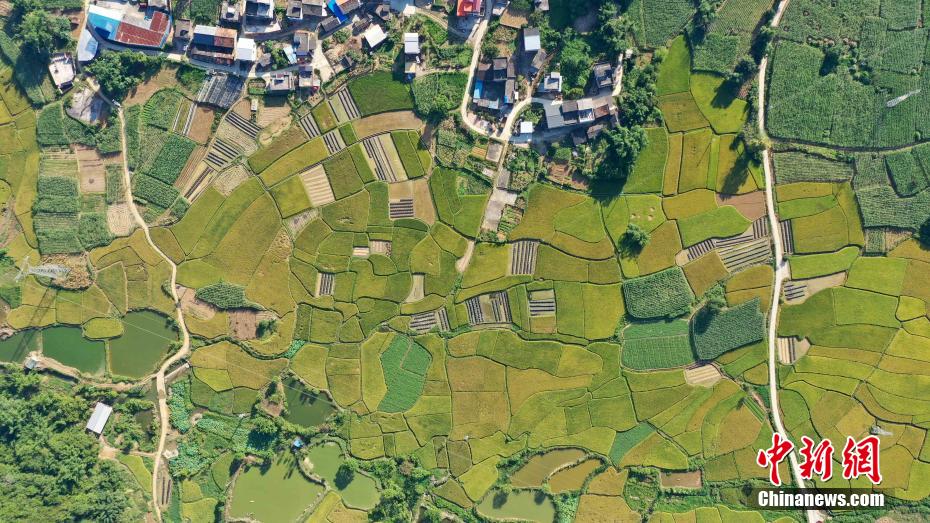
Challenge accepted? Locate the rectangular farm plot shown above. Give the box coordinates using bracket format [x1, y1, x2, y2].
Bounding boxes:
[678, 128, 714, 192]
[269, 175, 312, 218]
[299, 165, 336, 207]
[658, 92, 710, 133]
[621, 319, 694, 370]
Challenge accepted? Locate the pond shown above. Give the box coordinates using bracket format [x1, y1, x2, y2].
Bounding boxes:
[476, 489, 556, 523]
[108, 310, 178, 379]
[42, 326, 106, 375]
[282, 377, 335, 427]
[510, 448, 587, 487]
[0, 329, 40, 363]
[305, 442, 380, 510]
[228, 453, 325, 523]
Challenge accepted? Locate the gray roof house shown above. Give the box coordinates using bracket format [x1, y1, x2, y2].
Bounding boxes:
[86, 402, 113, 435]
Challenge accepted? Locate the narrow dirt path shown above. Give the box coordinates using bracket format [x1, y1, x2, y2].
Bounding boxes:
[758, 3, 820, 523]
[115, 109, 191, 523]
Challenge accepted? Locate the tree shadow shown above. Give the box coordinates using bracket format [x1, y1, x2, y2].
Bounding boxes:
[719, 140, 752, 195]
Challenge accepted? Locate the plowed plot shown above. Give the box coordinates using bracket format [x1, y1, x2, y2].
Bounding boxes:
[107, 203, 135, 236]
[75, 146, 107, 193]
[187, 105, 215, 144]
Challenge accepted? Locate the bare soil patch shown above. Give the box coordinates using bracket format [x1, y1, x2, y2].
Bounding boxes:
[412, 178, 436, 225]
[124, 68, 181, 106]
[500, 6, 530, 28]
[257, 97, 292, 128]
[717, 190, 767, 221]
[187, 105, 215, 144]
[107, 203, 136, 237]
[177, 285, 217, 320]
[660, 471, 701, 488]
[229, 309, 259, 340]
[75, 146, 107, 193]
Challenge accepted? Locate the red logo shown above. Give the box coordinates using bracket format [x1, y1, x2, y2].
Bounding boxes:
[756, 433, 794, 486]
[798, 436, 834, 481]
[841, 435, 882, 484]
[758, 435, 883, 486]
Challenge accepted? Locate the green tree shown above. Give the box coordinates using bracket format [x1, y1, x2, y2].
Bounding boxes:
[622, 223, 651, 250]
[919, 217, 930, 247]
[593, 125, 648, 179]
[559, 35, 593, 92]
[18, 9, 72, 56]
[85, 51, 162, 100]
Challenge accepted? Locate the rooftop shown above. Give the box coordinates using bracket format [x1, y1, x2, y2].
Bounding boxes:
[524, 27, 541, 52]
[48, 53, 75, 90]
[363, 24, 387, 49]
[404, 33, 420, 55]
[86, 402, 112, 435]
[457, 0, 483, 16]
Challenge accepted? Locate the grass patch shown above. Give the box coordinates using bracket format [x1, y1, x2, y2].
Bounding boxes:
[391, 130, 426, 179]
[347, 72, 414, 116]
[269, 175, 312, 217]
[311, 102, 337, 133]
[625, 127, 668, 193]
[655, 36, 691, 95]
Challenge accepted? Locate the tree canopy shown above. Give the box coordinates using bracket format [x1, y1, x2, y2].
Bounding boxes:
[85, 51, 162, 100]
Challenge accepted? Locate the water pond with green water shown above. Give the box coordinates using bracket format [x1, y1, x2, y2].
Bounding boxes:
[229, 453, 325, 522]
[42, 326, 106, 375]
[0, 329, 40, 363]
[108, 310, 177, 379]
[476, 489, 556, 523]
[283, 377, 336, 427]
[305, 442, 380, 510]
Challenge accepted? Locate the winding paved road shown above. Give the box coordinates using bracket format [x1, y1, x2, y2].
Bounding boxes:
[758, 3, 820, 523]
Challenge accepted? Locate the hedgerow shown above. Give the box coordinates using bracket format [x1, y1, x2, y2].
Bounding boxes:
[691, 298, 765, 360]
[622, 267, 694, 319]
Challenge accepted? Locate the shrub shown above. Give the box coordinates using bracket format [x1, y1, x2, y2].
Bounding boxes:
[78, 212, 113, 250]
[412, 73, 467, 119]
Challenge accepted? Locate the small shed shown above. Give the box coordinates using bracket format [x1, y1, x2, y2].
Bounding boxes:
[519, 121, 534, 135]
[86, 402, 113, 435]
[404, 33, 420, 55]
[523, 27, 540, 53]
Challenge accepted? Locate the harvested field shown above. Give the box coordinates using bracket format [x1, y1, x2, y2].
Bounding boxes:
[187, 106, 215, 144]
[177, 285, 217, 320]
[412, 179, 436, 224]
[229, 309, 259, 340]
[660, 471, 702, 488]
[106, 203, 136, 236]
[717, 190, 766, 221]
[257, 98, 292, 128]
[124, 69, 181, 106]
[684, 365, 721, 386]
[75, 146, 107, 194]
[787, 272, 846, 304]
[353, 111, 424, 139]
[300, 165, 336, 206]
[212, 164, 251, 196]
